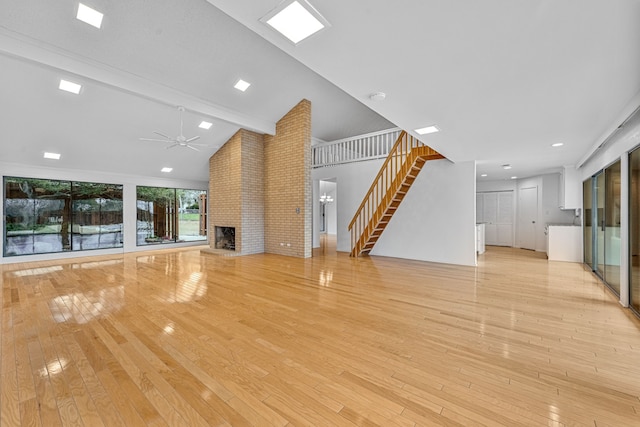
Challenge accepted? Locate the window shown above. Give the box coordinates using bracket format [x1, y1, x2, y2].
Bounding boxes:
[4, 177, 123, 256]
[136, 186, 206, 245]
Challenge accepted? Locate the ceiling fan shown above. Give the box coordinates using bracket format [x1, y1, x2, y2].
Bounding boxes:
[139, 106, 208, 152]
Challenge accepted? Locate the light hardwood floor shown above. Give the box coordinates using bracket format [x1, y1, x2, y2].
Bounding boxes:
[1, 244, 640, 426]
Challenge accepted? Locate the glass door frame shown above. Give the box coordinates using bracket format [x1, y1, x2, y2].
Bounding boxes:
[592, 171, 605, 279]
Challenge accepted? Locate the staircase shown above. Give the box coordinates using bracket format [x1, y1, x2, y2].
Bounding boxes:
[348, 131, 445, 257]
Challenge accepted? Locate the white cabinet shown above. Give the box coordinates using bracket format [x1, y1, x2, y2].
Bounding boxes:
[559, 166, 581, 209]
[547, 225, 582, 262]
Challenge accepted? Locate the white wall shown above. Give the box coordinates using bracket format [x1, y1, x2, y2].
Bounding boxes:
[477, 180, 516, 193]
[312, 159, 477, 266]
[0, 161, 208, 264]
[542, 174, 578, 226]
[371, 160, 477, 266]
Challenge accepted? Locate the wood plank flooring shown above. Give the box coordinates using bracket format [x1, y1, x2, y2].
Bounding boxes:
[2, 243, 640, 426]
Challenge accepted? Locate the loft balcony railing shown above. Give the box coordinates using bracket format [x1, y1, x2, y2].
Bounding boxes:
[312, 128, 401, 168]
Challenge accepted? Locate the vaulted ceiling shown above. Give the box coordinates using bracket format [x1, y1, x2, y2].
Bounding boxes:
[1, 0, 639, 182]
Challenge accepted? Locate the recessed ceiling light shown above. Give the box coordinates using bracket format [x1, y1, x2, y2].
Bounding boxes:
[502, 164, 512, 170]
[552, 142, 564, 147]
[199, 121, 213, 130]
[415, 125, 439, 135]
[161, 167, 173, 173]
[44, 152, 61, 160]
[76, 3, 104, 29]
[511, 176, 518, 180]
[261, 0, 329, 44]
[481, 174, 488, 177]
[234, 79, 251, 92]
[59, 79, 82, 94]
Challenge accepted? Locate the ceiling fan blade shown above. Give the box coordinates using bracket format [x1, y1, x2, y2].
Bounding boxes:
[153, 131, 172, 139]
[165, 143, 179, 150]
[140, 138, 173, 143]
[187, 145, 200, 152]
[186, 135, 201, 143]
[189, 143, 209, 147]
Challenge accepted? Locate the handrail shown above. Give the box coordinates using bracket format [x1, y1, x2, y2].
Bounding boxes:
[348, 131, 410, 230]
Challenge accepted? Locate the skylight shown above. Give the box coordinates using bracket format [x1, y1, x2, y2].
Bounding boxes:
[199, 121, 213, 130]
[76, 3, 104, 29]
[234, 79, 251, 92]
[261, 0, 329, 45]
[44, 152, 61, 160]
[415, 125, 439, 135]
[161, 167, 173, 173]
[59, 79, 82, 94]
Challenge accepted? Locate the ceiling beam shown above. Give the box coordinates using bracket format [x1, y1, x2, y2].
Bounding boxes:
[0, 27, 276, 135]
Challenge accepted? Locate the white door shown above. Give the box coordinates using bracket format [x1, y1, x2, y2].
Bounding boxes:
[482, 192, 498, 245]
[496, 192, 514, 245]
[518, 186, 538, 250]
[478, 191, 514, 246]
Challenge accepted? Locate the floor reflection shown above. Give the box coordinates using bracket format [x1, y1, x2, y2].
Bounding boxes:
[49, 285, 125, 324]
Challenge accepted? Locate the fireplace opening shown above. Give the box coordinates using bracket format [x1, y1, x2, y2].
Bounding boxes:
[215, 226, 235, 251]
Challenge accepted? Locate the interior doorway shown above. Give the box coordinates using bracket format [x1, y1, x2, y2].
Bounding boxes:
[318, 179, 337, 254]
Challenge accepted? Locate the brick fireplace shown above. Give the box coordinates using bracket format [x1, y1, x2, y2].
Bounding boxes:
[206, 100, 311, 258]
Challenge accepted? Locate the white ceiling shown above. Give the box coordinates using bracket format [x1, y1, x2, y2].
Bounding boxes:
[2, 0, 640, 182]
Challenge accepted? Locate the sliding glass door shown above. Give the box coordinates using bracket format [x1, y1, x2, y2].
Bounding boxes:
[595, 172, 606, 278]
[584, 160, 621, 296]
[583, 179, 592, 266]
[630, 149, 640, 314]
[604, 162, 621, 295]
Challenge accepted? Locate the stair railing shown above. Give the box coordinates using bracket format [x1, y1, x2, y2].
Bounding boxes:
[348, 131, 421, 256]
